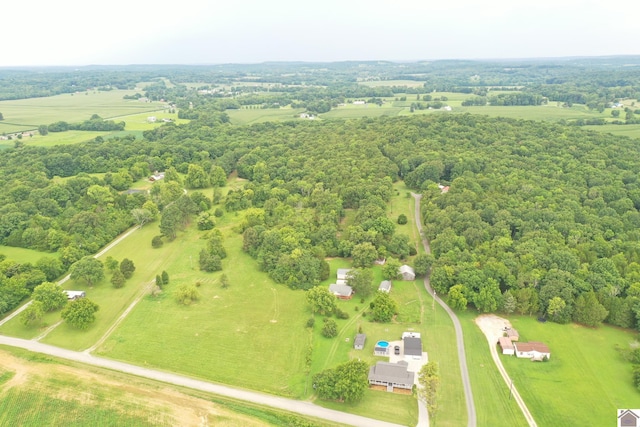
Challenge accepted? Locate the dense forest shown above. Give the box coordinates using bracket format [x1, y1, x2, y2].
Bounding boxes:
[2, 106, 640, 331]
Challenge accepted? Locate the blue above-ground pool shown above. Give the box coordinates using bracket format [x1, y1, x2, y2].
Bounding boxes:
[376, 340, 389, 348]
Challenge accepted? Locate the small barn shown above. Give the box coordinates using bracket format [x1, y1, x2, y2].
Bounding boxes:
[399, 265, 415, 281]
[505, 328, 519, 341]
[498, 337, 515, 355]
[354, 334, 366, 350]
[379, 280, 392, 293]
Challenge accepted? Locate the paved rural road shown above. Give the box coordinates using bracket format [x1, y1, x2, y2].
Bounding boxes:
[412, 193, 477, 427]
[0, 335, 405, 427]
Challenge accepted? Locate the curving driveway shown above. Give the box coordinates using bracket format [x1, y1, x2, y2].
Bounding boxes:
[412, 193, 477, 427]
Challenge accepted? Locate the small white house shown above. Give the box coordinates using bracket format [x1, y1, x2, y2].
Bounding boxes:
[65, 290, 86, 300]
[514, 342, 550, 360]
[399, 265, 415, 281]
[336, 268, 353, 281]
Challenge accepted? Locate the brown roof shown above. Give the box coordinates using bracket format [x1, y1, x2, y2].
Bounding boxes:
[498, 337, 514, 350]
[515, 341, 549, 353]
[506, 329, 519, 340]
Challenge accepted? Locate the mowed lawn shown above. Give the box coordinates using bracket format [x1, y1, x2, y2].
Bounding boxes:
[501, 316, 640, 426]
[0, 90, 163, 133]
[0, 245, 56, 264]
[98, 220, 312, 398]
[457, 311, 528, 427]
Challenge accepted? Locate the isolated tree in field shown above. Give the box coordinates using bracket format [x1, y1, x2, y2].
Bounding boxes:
[419, 361, 440, 418]
[347, 268, 375, 298]
[306, 286, 337, 315]
[174, 284, 200, 305]
[447, 284, 468, 311]
[322, 318, 338, 338]
[370, 291, 398, 322]
[20, 301, 44, 327]
[70, 256, 104, 287]
[160, 203, 182, 240]
[155, 274, 163, 287]
[220, 273, 229, 288]
[104, 256, 119, 272]
[161, 270, 169, 285]
[152, 235, 164, 248]
[38, 125, 48, 135]
[32, 282, 67, 311]
[199, 250, 222, 272]
[0, 112, 3, 120]
[413, 253, 435, 277]
[111, 270, 125, 288]
[120, 258, 136, 279]
[397, 214, 408, 225]
[313, 359, 369, 403]
[61, 297, 99, 329]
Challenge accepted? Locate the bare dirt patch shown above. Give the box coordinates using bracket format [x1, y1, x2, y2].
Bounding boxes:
[474, 314, 512, 344]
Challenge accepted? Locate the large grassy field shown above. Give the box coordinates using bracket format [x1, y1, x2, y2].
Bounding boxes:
[0, 90, 164, 134]
[501, 316, 640, 426]
[226, 107, 306, 125]
[0, 245, 56, 264]
[0, 346, 340, 427]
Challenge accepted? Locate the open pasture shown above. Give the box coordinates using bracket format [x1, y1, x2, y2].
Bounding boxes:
[0, 245, 56, 264]
[358, 79, 426, 88]
[501, 316, 640, 426]
[0, 89, 164, 134]
[0, 347, 323, 427]
[226, 107, 305, 125]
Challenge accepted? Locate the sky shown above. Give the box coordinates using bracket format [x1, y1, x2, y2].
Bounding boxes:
[2, 0, 638, 66]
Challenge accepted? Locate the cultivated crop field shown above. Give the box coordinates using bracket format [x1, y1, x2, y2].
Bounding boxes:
[226, 107, 306, 125]
[501, 316, 640, 426]
[0, 89, 164, 134]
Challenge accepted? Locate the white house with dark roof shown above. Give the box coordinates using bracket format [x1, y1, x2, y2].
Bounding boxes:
[514, 342, 550, 360]
[399, 265, 415, 281]
[403, 335, 422, 360]
[368, 361, 415, 392]
[336, 268, 353, 281]
[378, 280, 392, 293]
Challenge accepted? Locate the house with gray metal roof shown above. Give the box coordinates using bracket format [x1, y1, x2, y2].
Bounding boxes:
[354, 334, 366, 350]
[368, 361, 415, 392]
[328, 283, 353, 299]
[398, 265, 415, 281]
[403, 336, 422, 360]
[378, 280, 392, 293]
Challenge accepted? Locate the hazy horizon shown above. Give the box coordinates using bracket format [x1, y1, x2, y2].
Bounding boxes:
[4, 0, 638, 67]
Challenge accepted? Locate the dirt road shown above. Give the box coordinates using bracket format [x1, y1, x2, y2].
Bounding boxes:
[474, 315, 538, 427]
[412, 192, 477, 427]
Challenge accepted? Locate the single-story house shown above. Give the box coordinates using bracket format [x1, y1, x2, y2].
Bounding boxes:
[368, 361, 415, 392]
[149, 172, 165, 181]
[328, 283, 353, 300]
[505, 328, 519, 341]
[498, 337, 515, 355]
[399, 265, 415, 281]
[514, 342, 550, 360]
[379, 280, 392, 293]
[336, 268, 353, 281]
[403, 336, 422, 360]
[354, 334, 366, 350]
[619, 410, 640, 427]
[65, 290, 86, 300]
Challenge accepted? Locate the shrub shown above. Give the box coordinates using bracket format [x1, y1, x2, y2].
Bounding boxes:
[306, 317, 315, 328]
[335, 309, 350, 319]
[397, 214, 408, 225]
[174, 284, 200, 305]
[152, 235, 164, 248]
[322, 318, 338, 338]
